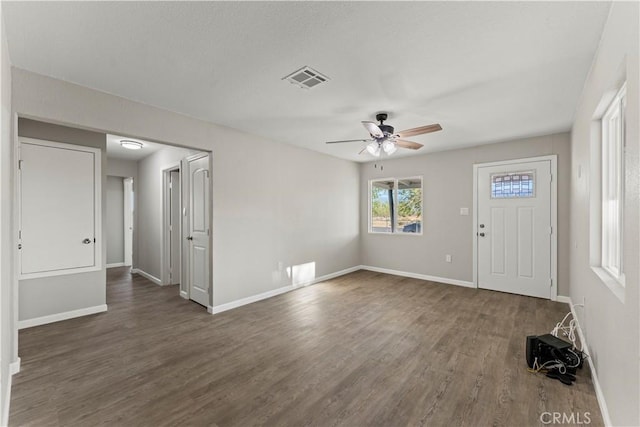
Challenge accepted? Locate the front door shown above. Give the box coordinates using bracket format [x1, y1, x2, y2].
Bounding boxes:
[185, 154, 210, 307]
[477, 159, 553, 299]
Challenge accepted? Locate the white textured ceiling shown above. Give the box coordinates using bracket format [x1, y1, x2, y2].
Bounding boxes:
[4, 2, 610, 162]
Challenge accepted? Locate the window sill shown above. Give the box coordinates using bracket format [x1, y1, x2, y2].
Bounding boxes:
[590, 266, 625, 303]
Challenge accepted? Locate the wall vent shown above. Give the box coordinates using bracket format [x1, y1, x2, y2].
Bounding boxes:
[283, 66, 330, 89]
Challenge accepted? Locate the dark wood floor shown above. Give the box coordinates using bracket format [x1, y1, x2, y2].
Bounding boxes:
[10, 267, 602, 426]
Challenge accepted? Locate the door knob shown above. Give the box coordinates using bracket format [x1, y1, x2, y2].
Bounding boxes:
[82, 238, 92, 244]
[186, 236, 193, 241]
[479, 232, 485, 237]
[479, 224, 485, 228]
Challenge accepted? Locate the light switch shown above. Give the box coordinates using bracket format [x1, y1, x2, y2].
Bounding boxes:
[460, 207, 469, 216]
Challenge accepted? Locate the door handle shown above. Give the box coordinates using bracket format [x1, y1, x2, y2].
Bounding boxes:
[82, 238, 92, 244]
[186, 236, 193, 241]
[479, 232, 485, 237]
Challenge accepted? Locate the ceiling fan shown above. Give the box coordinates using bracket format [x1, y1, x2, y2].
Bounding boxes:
[325, 113, 442, 157]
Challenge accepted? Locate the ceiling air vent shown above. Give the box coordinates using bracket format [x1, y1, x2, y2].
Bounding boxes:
[283, 66, 330, 89]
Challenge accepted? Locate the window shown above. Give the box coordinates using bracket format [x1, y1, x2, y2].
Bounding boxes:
[601, 83, 626, 281]
[370, 177, 422, 234]
[491, 171, 535, 198]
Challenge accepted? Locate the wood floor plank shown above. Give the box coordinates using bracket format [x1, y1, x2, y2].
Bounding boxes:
[10, 268, 602, 426]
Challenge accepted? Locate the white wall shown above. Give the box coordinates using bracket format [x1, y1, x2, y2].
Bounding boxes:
[360, 133, 571, 295]
[16, 118, 107, 322]
[107, 157, 137, 179]
[106, 176, 124, 265]
[569, 2, 639, 425]
[0, 4, 15, 424]
[11, 69, 361, 310]
[135, 146, 197, 280]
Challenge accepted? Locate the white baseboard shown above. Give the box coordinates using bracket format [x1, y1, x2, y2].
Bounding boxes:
[106, 262, 125, 268]
[18, 304, 108, 329]
[360, 265, 475, 288]
[131, 268, 162, 285]
[567, 298, 611, 427]
[9, 357, 20, 376]
[210, 265, 361, 315]
[556, 295, 571, 304]
[180, 290, 188, 299]
[1, 364, 13, 427]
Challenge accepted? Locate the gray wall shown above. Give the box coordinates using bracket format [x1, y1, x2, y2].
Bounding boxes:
[569, 2, 639, 425]
[12, 69, 361, 309]
[0, 6, 14, 423]
[106, 176, 124, 265]
[107, 157, 137, 179]
[17, 118, 107, 321]
[360, 133, 571, 295]
[136, 146, 197, 280]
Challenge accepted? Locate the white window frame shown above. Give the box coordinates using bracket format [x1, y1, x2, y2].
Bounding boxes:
[601, 82, 626, 284]
[368, 176, 423, 235]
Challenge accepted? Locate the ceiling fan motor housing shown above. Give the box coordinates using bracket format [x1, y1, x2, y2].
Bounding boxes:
[378, 124, 394, 137]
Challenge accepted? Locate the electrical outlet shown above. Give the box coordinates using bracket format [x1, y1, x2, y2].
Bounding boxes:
[445, 254, 452, 263]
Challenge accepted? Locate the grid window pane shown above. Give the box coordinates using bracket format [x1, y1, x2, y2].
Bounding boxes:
[491, 171, 535, 198]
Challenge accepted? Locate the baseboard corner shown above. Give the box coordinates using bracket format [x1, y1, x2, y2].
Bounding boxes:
[130, 268, 162, 285]
[360, 265, 475, 289]
[9, 357, 21, 376]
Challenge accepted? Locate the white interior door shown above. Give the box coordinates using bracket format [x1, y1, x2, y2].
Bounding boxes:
[477, 159, 552, 299]
[123, 177, 133, 267]
[19, 138, 101, 278]
[185, 154, 210, 307]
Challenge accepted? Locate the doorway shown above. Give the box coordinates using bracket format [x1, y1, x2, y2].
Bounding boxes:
[161, 152, 212, 308]
[473, 156, 557, 300]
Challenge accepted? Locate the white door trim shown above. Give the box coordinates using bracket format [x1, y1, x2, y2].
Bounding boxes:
[472, 155, 558, 301]
[161, 164, 180, 286]
[17, 136, 103, 280]
[123, 177, 133, 267]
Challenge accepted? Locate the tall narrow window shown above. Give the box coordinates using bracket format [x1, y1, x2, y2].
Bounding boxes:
[369, 177, 422, 234]
[601, 83, 626, 281]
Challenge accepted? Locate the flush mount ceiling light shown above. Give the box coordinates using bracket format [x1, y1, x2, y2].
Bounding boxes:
[120, 140, 143, 150]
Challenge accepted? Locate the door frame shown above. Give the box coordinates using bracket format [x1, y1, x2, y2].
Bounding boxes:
[181, 152, 213, 308]
[161, 163, 181, 286]
[472, 155, 558, 300]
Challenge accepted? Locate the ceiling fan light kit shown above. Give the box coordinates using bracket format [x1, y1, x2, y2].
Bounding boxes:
[366, 141, 381, 157]
[325, 112, 442, 157]
[382, 140, 397, 155]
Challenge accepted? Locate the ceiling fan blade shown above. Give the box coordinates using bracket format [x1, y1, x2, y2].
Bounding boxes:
[362, 121, 385, 139]
[325, 138, 372, 144]
[396, 123, 442, 138]
[395, 139, 424, 150]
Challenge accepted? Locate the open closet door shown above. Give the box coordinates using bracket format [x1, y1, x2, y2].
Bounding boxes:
[183, 153, 211, 307]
